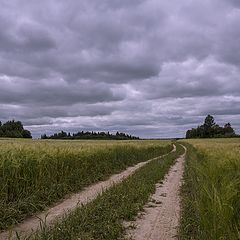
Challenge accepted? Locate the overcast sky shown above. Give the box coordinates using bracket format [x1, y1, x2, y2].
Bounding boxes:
[1, 0, 240, 138]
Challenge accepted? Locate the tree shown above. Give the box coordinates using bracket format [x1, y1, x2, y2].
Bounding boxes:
[185, 115, 237, 139]
[0, 120, 32, 138]
[41, 134, 48, 139]
[203, 115, 216, 138]
[204, 115, 216, 128]
[223, 123, 235, 136]
[22, 130, 32, 138]
[42, 130, 139, 140]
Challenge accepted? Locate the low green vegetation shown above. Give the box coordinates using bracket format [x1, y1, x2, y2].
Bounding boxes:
[29, 144, 184, 240]
[0, 139, 171, 230]
[179, 139, 240, 240]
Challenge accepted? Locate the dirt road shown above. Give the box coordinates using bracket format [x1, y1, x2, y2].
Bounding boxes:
[126, 145, 186, 240]
[0, 145, 176, 240]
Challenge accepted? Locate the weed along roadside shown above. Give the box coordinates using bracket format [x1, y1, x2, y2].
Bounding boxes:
[179, 139, 240, 240]
[0, 141, 174, 240]
[26, 144, 185, 240]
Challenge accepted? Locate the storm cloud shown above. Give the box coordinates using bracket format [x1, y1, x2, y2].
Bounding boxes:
[0, 0, 239, 138]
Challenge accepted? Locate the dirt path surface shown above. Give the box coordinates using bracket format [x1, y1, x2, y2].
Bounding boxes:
[126, 144, 186, 240]
[0, 145, 176, 240]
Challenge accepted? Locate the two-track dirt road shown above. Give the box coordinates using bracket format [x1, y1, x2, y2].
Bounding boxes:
[126, 145, 186, 240]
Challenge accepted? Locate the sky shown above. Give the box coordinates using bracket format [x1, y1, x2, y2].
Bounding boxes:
[0, 0, 240, 138]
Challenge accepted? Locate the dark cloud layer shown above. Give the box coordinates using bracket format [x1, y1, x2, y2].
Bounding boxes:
[0, 0, 239, 138]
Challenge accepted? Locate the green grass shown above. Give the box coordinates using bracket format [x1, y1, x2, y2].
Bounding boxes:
[28, 143, 185, 240]
[0, 139, 171, 230]
[179, 139, 240, 240]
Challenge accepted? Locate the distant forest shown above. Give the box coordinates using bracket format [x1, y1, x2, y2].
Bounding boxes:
[186, 115, 237, 139]
[41, 131, 140, 140]
[0, 119, 139, 140]
[0, 120, 32, 138]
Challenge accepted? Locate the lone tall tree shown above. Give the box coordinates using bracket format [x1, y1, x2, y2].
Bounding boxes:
[203, 115, 216, 138]
[204, 115, 216, 128]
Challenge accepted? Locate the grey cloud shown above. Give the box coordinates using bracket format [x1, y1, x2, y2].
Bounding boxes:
[0, 0, 240, 138]
[226, 0, 240, 8]
[0, 17, 56, 54]
[0, 77, 124, 105]
[0, 102, 116, 128]
[17, 22, 56, 52]
[136, 57, 240, 99]
[215, 12, 240, 66]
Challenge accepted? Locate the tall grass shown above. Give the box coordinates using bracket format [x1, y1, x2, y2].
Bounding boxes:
[180, 139, 240, 240]
[30, 144, 184, 240]
[0, 139, 171, 230]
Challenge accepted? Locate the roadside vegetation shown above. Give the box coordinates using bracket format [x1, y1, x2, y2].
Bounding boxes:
[29, 144, 184, 240]
[179, 139, 240, 240]
[0, 139, 171, 230]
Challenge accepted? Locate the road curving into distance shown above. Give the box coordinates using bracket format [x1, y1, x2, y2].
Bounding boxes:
[126, 144, 186, 240]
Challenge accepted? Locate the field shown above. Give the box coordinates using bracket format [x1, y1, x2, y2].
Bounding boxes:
[0, 139, 171, 231]
[0, 138, 239, 240]
[32, 144, 185, 240]
[180, 138, 240, 240]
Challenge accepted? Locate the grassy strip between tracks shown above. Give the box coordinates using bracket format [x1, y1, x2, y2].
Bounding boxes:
[25, 144, 185, 240]
[179, 142, 240, 240]
[0, 141, 171, 230]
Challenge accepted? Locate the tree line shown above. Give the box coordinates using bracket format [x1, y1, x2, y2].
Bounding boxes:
[0, 120, 32, 138]
[41, 131, 139, 140]
[186, 115, 237, 139]
[41, 131, 140, 140]
[0, 119, 139, 140]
